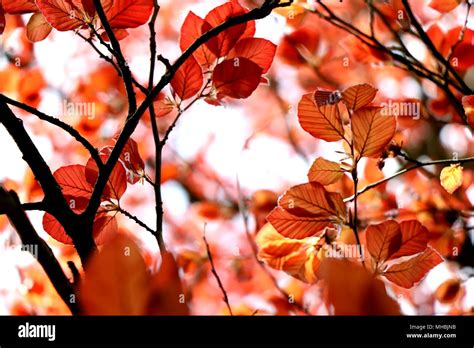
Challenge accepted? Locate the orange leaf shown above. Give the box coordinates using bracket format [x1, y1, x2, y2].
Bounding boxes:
[298, 93, 345, 142]
[256, 223, 324, 283]
[2, 0, 37, 14]
[170, 55, 203, 101]
[307, 157, 344, 185]
[147, 252, 189, 315]
[204, 0, 252, 58]
[352, 106, 396, 158]
[388, 220, 430, 260]
[267, 207, 333, 239]
[102, 0, 154, 29]
[26, 12, 52, 42]
[228, 38, 276, 74]
[80, 235, 151, 315]
[278, 182, 346, 220]
[213, 57, 262, 99]
[179, 11, 216, 66]
[429, 0, 462, 13]
[36, 0, 85, 31]
[383, 247, 443, 288]
[366, 220, 402, 264]
[342, 84, 378, 111]
[319, 259, 400, 315]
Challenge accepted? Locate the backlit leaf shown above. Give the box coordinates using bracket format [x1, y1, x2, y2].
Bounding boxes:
[440, 164, 463, 194]
[213, 57, 262, 99]
[171, 55, 203, 101]
[352, 106, 396, 158]
[228, 38, 277, 74]
[383, 247, 443, 288]
[307, 157, 344, 185]
[26, 12, 52, 42]
[298, 93, 345, 142]
[102, 0, 154, 29]
[429, 0, 462, 13]
[342, 84, 377, 111]
[2, 0, 37, 14]
[179, 11, 216, 66]
[36, 0, 85, 31]
[388, 220, 430, 260]
[366, 220, 402, 264]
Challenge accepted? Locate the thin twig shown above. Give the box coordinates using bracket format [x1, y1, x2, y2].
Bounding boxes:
[203, 227, 233, 316]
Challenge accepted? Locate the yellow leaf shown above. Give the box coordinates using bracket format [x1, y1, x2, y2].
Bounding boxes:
[440, 164, 463, 194]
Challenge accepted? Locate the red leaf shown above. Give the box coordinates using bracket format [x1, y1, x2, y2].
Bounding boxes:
[213, 57, 262, 99]
[388, 220, 430, 260]
[171, 55, 203, 101]
[278, 26, 320, 66]
[92, 213, 118, 245]
[366, 220, 402, 264]
[26, 12, 52, 42]
[267, 207, 333, 239]
[115, 137, 145, 184]
[54, 165, 93, 199]
[85, 151, 127, 201]
[204, 0, 252, 57]
[179, 11, 216, 66]
[2, 0, 37, 14]
[298, 93, 345, 142]
[228, 38, 276, 74]
[81, 0, 96, 18]
[36, 0, 85, 31]
[383, 247, 443, 288]
[429, 0, 462, 13]
[102, 0, 154, 29]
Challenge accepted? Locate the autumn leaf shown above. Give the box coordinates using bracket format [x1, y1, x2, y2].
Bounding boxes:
[278, 26, 320, 65]
[366, 220, 402, 265]
[383, 247, 443, 288]
[147, 252, 189, 315]
[228, 38, 277, 74]
[102, 0, 154, 29]
[2, 0, 37, 14]
[256, 223, 324, 283]
[36, 0, 85, 31]
[170, 55, 203, 101]
[307, 157, 345, 185]
[351, 106, 396, 158]
[204, 0, 254, 58]
[179, 12, 216, 66]
[342, 84, 378, 111]
[0, 4, 5, 35]
[26, 12, 52, 42]
[388, 220, 430, 260]
[116, 137, 146, 184]
[298, 93, 345, 142]
[267, 207, 334, 239]
[54, 165, 94, 199]
[440, 164, 463, 194]
[429, 0, 462, 13]
[213, 57, 262, 99]
[80, 235, 151, 315]
[278, 182, 346, 220]
[85, 152, 128, 201]
[319, 259, 401, 315]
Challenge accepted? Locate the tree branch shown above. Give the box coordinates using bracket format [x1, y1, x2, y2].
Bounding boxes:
[0, 188, 79, 315]
[0, 94, 103, 170]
